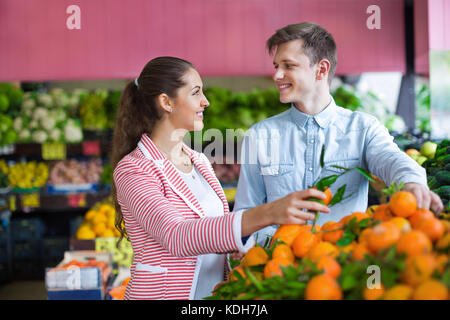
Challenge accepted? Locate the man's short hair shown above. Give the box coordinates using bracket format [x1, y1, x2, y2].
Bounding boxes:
[266, 22, 337, 85]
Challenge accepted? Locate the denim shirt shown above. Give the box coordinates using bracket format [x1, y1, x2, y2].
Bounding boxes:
[234, 96, 427, 246]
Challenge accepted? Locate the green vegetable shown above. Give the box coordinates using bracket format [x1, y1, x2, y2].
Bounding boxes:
[436, 186, 450, 199]
[435, 171, 450, 185]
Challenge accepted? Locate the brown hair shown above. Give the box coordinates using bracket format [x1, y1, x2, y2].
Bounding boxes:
[266, 22, 337, 85]
[111, 56, 194, 245]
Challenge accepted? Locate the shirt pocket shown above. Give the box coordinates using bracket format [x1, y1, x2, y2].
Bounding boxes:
[320, 159, 361, 201]
[261, 163, 294, 197]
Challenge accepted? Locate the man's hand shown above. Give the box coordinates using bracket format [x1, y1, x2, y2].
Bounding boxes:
[403, 182, 444, 215]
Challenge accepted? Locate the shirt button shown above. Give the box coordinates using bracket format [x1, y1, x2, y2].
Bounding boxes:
[309, 167, 313, 171]
[310, 139, 314, 144]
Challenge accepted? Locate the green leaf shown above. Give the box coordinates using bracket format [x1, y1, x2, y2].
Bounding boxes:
[320, 145, 325, 168]
[329, 184, 347, 206]
[315, 174, 340, 191]
[354, 167, 375, 182]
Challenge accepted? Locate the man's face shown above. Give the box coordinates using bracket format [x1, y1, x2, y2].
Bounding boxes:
[272, 39, 317, 104]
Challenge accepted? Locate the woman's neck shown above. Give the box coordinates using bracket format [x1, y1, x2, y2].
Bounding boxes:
[150, 122, 187, 159]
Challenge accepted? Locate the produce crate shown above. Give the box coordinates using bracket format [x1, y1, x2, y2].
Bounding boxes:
[11, 217, 45, 241]
[46, 183, 98, 195]
[45, 250, 112, 300]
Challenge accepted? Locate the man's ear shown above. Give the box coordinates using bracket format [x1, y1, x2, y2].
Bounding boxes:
[316, 59, 331, 81]
[157, 93, 173, 113]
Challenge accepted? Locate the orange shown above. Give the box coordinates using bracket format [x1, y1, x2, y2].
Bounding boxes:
[436, 233, 450, 251]
[388, 191, 417, 218]
[383, 284, 413, 300]
[401, 254, 436, 287]
[351, 243, 370, 261]
[122, 277, 131, 287]
[76, 226, 96, 240]
[292, 230, 320, 258]
[229, 266, 246, 281]
[100, 229, 115, 238]
[408, 208, 434, 228]
[306, 242, 339, 262]
[358, 228, 372, 245]
[301, 224, 322, 239]
[366, 222, 401, 254]
[271, 224, 304, 246]
[415, 218, 445, 242]
[305, 274, 343, 300]
[241, 246, 269, 268]
[441, 220, 450, 232]
[263, 257, 292, 278]
[390, 217, 412, 233]
[412, 280, 448, 300]
[316, 256, 341, 279]
[363, 283, 385, 300]
[340, 212, 370, 226]
[338, 241, 355, 254]
[435, 254, 449, 274]
[272, 243, 295, 263]
[321, 221, 344, 244]
[396, 230, 432, 257]
[372, 204, 393, 222]
[311, 186, 332, 206]
[85, 209, 97, 221]
[92, 213, 107, 225]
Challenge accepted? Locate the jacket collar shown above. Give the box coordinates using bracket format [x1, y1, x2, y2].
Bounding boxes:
[137, 133, 229, 217]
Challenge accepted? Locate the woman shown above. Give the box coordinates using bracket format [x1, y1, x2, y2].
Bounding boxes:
[111, 56, 330, 300]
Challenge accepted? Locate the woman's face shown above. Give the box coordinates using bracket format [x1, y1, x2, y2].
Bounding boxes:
[171, 68, 209, 131]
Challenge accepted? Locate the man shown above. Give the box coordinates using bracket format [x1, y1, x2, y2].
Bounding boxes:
[234, 22, 443, 245]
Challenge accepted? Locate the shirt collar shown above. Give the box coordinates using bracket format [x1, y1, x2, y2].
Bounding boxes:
[290, 96, 337, 129]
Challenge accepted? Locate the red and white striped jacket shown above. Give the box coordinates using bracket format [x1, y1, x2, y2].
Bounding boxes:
[113, 134, 250, 300]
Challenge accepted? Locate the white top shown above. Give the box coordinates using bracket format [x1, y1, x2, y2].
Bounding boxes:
[176, 165, 226, 300]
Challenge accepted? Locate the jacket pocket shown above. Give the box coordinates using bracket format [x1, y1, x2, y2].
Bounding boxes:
[135, 262, 168, 274]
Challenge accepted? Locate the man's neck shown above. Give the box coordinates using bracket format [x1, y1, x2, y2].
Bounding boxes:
[293, 89, 331, 116]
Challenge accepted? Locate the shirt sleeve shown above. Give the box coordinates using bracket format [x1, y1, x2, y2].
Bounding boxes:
[364, 117, 428, 188]
[234, 130, 277, 246]
[114, 160, 245, 257]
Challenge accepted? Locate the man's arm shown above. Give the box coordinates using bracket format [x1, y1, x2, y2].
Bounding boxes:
[364, 117, 443, 214]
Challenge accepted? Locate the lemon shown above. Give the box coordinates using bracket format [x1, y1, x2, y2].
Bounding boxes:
[76, 226, 96, 240]
[93, 222, 107, 236]
[100, 229, 115, 238]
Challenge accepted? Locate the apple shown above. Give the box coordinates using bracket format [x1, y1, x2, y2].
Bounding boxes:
[420, 141, 437, 158]
[405, 149, 421, 156]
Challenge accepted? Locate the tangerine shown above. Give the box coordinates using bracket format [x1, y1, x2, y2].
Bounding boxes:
[408, 208, 434, 228]
[401, 254, 436, 287]
[372, 204, 393, 222]
[321, 221, 344, 244]
[263, 257, 292, 278]
[436, 233, 450, 251]
[292, 230, 320, 258]
[366, 222, 401, 254]
[306, 242, 339, 262]
[305, 274, 343, 300]
[388, 191, 417, 218]
[383, 284, 413, 300]
[271, 224, 304, 246]
[316, 256, 341, 279]
[396, 230, 432, 257]
[241, 246, 269, 268]
[390, 217, 412, 233]
[363, 283, 385, 300]
[340, 212, 370, 226]
[272, 244, 295, 263]
[351, 243, 370, 261]
[415, 218, 445, 242]
[412, 280, 448, 300]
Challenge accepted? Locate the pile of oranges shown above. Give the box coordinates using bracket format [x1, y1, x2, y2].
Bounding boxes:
[75, 201, 120, 239]
[214, 191, 450, 300]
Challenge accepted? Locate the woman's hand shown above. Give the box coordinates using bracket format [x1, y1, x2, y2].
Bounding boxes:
[241, 188, 330, 237]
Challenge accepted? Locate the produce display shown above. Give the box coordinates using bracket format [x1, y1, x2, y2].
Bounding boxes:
[211, 162, 240, 184]
[0, 83, 24, 146]
[48, 158, 103, 185]
[423, 140, 450, 210]
[13, 88, 85, 144]
[0, 159, 49, 190]
[75, 198, 120, 239]
[78, 89, 120, 131]
[209, 190, 450, 300]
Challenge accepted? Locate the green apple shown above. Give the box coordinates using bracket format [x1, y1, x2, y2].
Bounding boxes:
[416, 155, 428, 165]
[420, 141, 437, 158]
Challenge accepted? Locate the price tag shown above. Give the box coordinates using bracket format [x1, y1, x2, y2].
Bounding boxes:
[67, 193, 86, 208]
[21, 192, 40, 208]
[42, 142, 67, 160]
[82, 141, 100, 156]
[95, 237, 133, 267]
